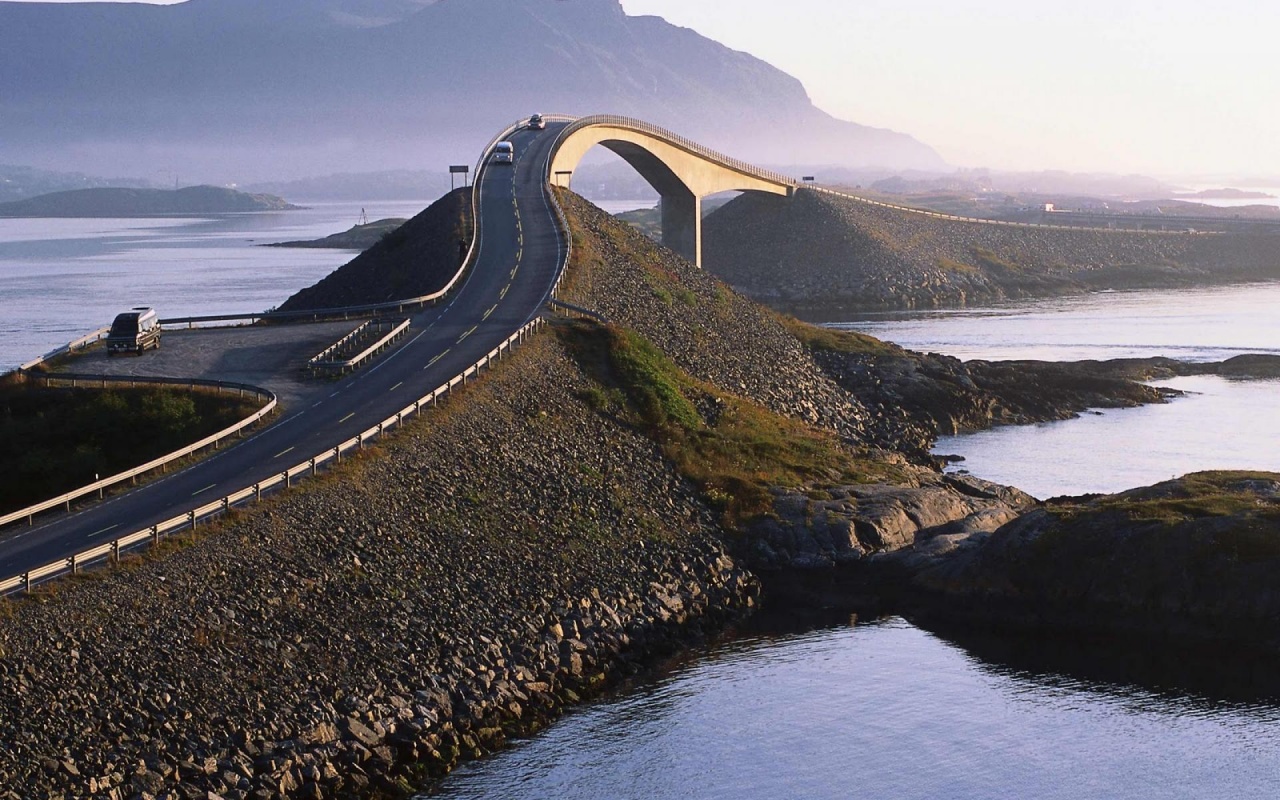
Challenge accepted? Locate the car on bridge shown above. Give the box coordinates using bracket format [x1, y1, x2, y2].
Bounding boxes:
[492, 141, 515, 165]
[528, 113, 546, 130]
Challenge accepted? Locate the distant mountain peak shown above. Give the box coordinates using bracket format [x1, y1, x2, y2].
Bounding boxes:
[0, 0, 944, 180]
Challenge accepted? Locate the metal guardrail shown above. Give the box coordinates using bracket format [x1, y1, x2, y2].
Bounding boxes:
[0, 374, 276, 530]
[0, 318, 546, 595]
[308, 318, 411, 375]
[547, 299, 609, 324]
[806, 186, 1216, 237]
[18, 327, 111, 372]
[153, 118, 534, 331]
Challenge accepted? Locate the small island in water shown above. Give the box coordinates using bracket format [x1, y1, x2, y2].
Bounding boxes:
[0, 185, 300, 217]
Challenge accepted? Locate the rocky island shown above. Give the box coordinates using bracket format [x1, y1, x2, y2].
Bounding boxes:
[0, 186, 300, 218]
[268, 218, 407, 252]
[0, 188, 1277, 799]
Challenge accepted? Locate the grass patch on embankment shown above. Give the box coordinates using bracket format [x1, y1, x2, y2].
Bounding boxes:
[778, 316, 903, 357]
[0, 376, 259, 515]
[558, 321, 902, 526]
[1047, 471, 1280, 528]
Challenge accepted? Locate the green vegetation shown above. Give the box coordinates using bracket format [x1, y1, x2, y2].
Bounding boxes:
[0, 378, 260, 515]
[779, 316, 903, 357]
[970, 246, 1023, 273]
[559, 321, 900, 525]
[936, 256, 979, 274]
[615, 206, 661, 241]
[1049, 471, 1280, 526]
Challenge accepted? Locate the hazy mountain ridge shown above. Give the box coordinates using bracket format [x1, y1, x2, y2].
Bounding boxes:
[0, 0, 942, 181]
[0, 186, 299, 217]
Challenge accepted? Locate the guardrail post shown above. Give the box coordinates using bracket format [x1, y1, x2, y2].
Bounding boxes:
[222, 497, 230, 514]
[357, 434, 364, 452]
[151, 525, 160, 547]
[70, 554, 79, 575]
[310, 458, 317, 477]
[110, 540, 119, 564]
[255, 483, 261, 501]
[334, 446, 341, 465]
[188, 511, 196, 532]
[285, 470, 292, 489]
[22, 573, 30, 594]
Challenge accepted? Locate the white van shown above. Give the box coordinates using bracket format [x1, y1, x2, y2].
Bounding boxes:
[492, 142, 515, 165]
[107, 306, 162, 355]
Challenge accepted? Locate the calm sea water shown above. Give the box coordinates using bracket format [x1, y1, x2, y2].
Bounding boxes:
[832, 283, 1280, 498]
[428, 281, 1280, 800]
[429, 617, 1280, 800]
[0, 200, 431, 371]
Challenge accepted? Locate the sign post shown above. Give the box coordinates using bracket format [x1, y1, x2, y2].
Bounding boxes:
[449, 165, 470, 191]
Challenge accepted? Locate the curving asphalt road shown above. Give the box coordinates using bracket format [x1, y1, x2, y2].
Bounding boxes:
[0, 122, 571, 581]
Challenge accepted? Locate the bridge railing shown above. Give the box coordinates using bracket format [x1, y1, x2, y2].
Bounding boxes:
[548, 114, 799, 191]
[0, 374, 277, 531]
[804, 185, 1219, 237]
[0, 317, 547, 596]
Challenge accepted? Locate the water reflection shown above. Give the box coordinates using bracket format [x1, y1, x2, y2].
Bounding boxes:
[427, 614, 1280, 800]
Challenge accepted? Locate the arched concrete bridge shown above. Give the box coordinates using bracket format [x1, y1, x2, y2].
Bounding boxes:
[546, 115, 797, 266]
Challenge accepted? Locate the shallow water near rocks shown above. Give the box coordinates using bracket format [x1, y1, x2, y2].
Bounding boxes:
[427, 616, 1280, 800]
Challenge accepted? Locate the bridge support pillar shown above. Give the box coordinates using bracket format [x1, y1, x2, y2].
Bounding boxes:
[660, 191, 702, 267]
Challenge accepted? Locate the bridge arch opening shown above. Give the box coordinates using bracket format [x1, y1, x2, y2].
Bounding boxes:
[548, 118, 794, 267]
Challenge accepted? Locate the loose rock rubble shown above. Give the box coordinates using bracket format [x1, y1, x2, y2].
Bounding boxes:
[0, 337, 758, 799]
[704, 189, 1280, 315]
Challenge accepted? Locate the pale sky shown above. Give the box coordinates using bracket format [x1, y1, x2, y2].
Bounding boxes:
[9, 0, 1278, 178]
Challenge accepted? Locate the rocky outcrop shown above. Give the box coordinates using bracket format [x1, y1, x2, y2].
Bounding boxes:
[899, 472, 1280, 652]
[785, 325, 1175, 458]
[703, 189, 1280, 315]
[278, 190, 469, 312]
[746, 473, 1035, 570]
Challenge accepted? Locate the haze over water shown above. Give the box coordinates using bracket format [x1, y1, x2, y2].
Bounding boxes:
[0, 202, 429, 371]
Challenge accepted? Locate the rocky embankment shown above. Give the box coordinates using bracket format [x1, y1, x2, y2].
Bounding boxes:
[703, 189, 1280, 314]
[277, 190, 469, 312]
[0, 334, 758, 799]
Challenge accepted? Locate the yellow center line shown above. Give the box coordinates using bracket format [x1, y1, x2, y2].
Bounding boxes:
[339, 412, 355, 424]
[483, 304, 497, 321]
[273, 447, 295, 459]
[457, 325, 477, 343]
[426, 349, 450, 368]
